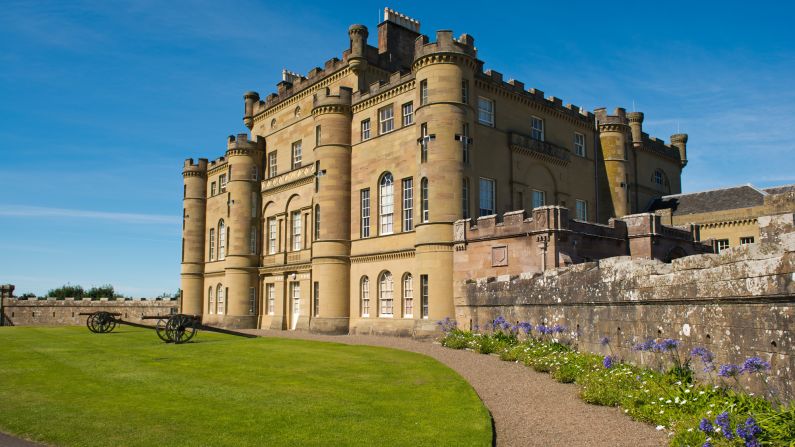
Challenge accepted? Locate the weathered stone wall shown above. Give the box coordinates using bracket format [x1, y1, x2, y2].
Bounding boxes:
[1, 298, 179, 326]
[456, 216, 795, 398]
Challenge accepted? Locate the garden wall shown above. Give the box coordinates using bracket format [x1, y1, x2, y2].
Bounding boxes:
[455, 213, 795, 398]
[0, 298, 179, 326]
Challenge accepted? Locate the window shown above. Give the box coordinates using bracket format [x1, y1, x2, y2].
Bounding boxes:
[266, 283, 275, 315]
[462, 123, 471, 165]
[420, 178, 429, 223]
[420, 123, 428, 163]
[420, 275, 429, 319]
[479, 178, 495, 216]
[219, 174, 227, 192]
[210, 182, 216, 196]
[403, 273, 413, 318]
[478, 97, 494, 126]
[314, 205, 320, 240]
[715, 239, 730, 253]
[216, 285, 225, 315]
[208, 287, 215, 314]
[378, 105, 394, 134]
[361, 189, 371, 238]
[402, 102, 413, 126]
[462, 178, 470, 219]
[268, 152, 277, 178]
[251, 166, 258, 181]
[419, 79, 428, 105]
[361, 277, 370, 317]
[218, 220, 226, 260]
[574, 133, 586, 157]
[292, 211, 302, 251]
[361, 119, 371, 141]
[532, 190, 546, 209]
[248, 287, 256, 315]
[290, 282, 300, 321]
[209, 228, 215, 261]
[315, 125, 321, 146]
[267, 218, 277, 254]
[250, 226, 257, 254]
[251, 191, 257, 217]
[313, 282, 319, 317]
[379, 271, 394, 317]
[531, 116, 544, 141]
[380, 173, 394, 235]
[291, 140, 302, 169]
[402, 178, 414, 231]
[462, 79, 469, 104]
[740, 236, 755, 245]
[575, 199, 588, 221]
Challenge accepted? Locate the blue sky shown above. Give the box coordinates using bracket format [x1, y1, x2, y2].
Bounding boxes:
[2, 0, 793, 297]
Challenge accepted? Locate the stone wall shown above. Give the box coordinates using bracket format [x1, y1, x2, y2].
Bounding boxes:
[456, 214, 795, 398]
[1, 298, 179, 327]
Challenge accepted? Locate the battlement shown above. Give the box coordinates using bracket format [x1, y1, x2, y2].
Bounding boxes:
[352, 71, 414, 103]
[208, 156, 226, 169]
[383, 7, 420, 33]
[313, 86, 353, 109]
[414, 30, 477, 61]
[226, 133, 265, 151]
[183, 158, 208, 171]
[594, 107, 629, 125]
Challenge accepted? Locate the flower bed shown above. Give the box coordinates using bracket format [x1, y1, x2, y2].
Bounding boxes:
[437, 317, 795, 447]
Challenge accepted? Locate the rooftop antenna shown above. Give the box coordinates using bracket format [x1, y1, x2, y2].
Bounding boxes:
[632, 100, 636, 112]
[677, 120, 680, 133]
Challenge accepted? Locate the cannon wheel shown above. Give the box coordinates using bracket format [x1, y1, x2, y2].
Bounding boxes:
[166, 314, 197, 344]
[155, 318, 171, 342]
[96, 312, 116, 333]
[86, 313, 99, 333]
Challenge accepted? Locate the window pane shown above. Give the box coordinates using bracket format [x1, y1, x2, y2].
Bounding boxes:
[402, 102, 413, 126]
[479, 178, 495, 216]
[532, 190, 546, 209]
[403, 178, 414, 231]
[380, 174, 394, 235]
[361, 189, 370, 238]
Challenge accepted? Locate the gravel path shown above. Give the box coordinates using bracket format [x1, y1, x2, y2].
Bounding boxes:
[244, 330, 668, 447]
[0, 432, 44, 447]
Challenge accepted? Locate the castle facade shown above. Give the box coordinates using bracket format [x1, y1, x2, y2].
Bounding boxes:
[180, 9, 689, 334]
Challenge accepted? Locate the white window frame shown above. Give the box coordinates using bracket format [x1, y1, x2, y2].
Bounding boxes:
[216, 285, 225, 315]
[210, 182, 216, 196]
[361, 119, 371, 141]
[420, 275, 429, 319]
[716, 239, 730, 253]
[403, 273, 413, 318]
[291, 211, 302, 251]
[532, 190, 546, 209]
[478, 97, 494, 126]
[219, 174, 227, 192]
[402, 102, 413, 126]
[380, 173, 394, 235]
[268, 152, 277, 178]
[291, 140, 302, 169]
[420, 123, 428, 163]
[419, 80, 428, 105]
[208, 287, 215, 314]
[218, 220, 226, 260]
[420, 178, 429, 223]
[267, 218, 277, 254]
[575, 199, 588, 221]
[379, 271, 394, 317]
[361, 277, 370, 317]
[479, 178, 495, 216]
[574, 132, 586, 157]
[740, 236, 755, 245]
[266, 283, 275, 315]
[402, 177, 414, 231]
[531, 116, 544, 141]
[209, 228, 215, 261]
[361, 189, 371, 238]
[378, 105, 394, 134]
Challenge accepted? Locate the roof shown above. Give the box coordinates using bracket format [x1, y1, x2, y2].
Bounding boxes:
[647, 184, 766, 216]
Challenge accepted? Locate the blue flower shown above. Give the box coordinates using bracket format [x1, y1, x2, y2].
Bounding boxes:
[715, 412, 734, 440]
[600, 336, 610, 346]
[741, 357, 771, 374]
[552, 324, 566, 334]
[602, 355, 613, 369]
[736, 416, 761, 445]
[718, 364, 742, 378]
[699, 418, 714, 433]
[702, 442, 712, 447]
[633, 339, 656, 351]
[655, 338, 679, 352]
[691, 346, 714, 363]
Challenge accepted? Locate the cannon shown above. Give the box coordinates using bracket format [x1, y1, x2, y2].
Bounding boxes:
[79, 312, 256, 344]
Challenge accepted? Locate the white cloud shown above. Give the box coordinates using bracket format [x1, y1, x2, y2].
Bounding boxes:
[0, 205, 178, 225]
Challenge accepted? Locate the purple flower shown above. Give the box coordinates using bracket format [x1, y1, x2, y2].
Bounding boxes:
[655, 338, 679, 352]
[715, 412, 734, 440]
[699, 418, 714, 433]
[741, 357, 771, 374]
[702, 442, 712, 447]
[536, 324, 549, 335]
[552, 324, 566, 334]
[736, 416, 761, 445]
[518, 322, 532, 334]
[603, 355, 614, 369]
[691, 346, 714, 363]
[718, 364, 742, 378]
[633, 339, 656, 352]
[502, 322, 512, 330]
[600, 336, 610, 346]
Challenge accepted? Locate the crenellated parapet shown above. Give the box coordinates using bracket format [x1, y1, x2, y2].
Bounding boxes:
[312, 86, 353, 115]
[352, 72, 414, 111]
[595, 107, 630, 132]
[670, 133, 688, 167]
[225, 133, 264, 157]
[413, 30, 478, 70]
[182, 158, 208, 178]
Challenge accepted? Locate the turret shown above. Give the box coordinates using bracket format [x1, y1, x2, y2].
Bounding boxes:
[181, 158, 208, 315]
[412, 29, 477, 323]
[627, 111, 644, 147]
[671, 133, 688, 167]
[310, 87, 353, 334]
[595, 107, 630, 218]
[348, 24, 369, 91]
[243, 91, 259, 130]
[222, 133, 264, 328]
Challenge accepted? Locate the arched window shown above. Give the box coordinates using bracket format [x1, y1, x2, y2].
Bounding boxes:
[421, 177, 429, 222]
[209, 228, 215, 261]
[380, 173, 394, 234]
[652, 169, 671, 193]
[216, 284, 225, 315]
[402, 273, 413, 318]
[314, 204, 320, 240]
[361, 276, 370, 317]
[379, 271, 394, 317]
[218, 220, 226, 260]
[208, 286, 215, 314]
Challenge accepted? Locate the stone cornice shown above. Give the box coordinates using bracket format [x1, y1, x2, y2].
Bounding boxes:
[261, 164, 316, 194]
[252, 67, 352, 125]
[182, 170, 207, 178]
[311, 104, 352, 116]
[352, 80, 415, 113]
[225, 147, 263, 158]
[412, 52, 478, 71]
[598, 123, 629, 133]
[351, 249, 415, 264]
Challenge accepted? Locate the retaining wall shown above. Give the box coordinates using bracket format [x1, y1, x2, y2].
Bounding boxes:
[1, 298, 179, 326]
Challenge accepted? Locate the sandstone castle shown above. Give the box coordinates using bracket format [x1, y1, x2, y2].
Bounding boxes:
[180, 8, 692, 334]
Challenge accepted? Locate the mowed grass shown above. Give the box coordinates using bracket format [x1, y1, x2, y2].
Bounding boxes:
[0, 326, 491, 447]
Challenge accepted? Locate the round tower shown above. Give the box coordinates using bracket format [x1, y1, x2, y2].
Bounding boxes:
[670, 133, 688, 167]
[181, 158, 208, 315]
[627, 111, 644, 147]
[596, 107, 630, 218]
[243, 91, 260, 130]
[348, 25, 369, 91]
[310, 87, 353, 334]
[412, 30, 477, 323]
[222, 133, 264, 328]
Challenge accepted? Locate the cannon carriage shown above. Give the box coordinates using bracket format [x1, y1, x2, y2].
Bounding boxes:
[79, 311, 254, 343]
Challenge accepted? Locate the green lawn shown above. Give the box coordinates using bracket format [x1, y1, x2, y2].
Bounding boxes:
[0, 326, 491, 447]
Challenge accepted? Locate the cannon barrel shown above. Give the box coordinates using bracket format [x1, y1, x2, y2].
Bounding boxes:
[79, 312, 121, 316]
